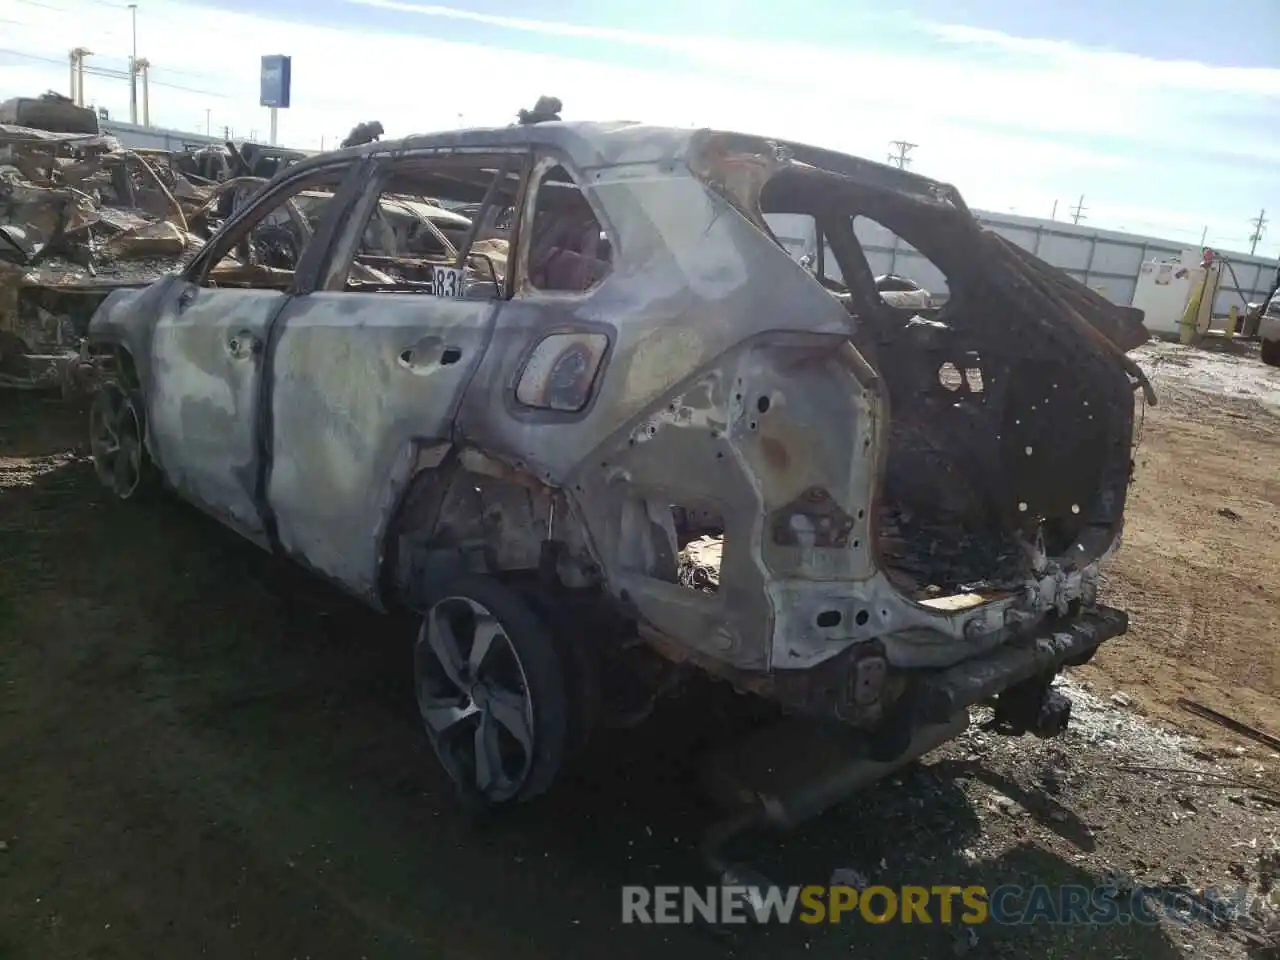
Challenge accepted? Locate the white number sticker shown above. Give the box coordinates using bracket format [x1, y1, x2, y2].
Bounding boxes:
[431, 266, 463, 298]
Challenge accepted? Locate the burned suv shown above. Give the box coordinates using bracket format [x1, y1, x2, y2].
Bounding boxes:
[85, 122, 1151, 807]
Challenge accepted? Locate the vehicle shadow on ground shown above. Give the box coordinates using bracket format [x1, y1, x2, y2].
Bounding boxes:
[0, 455, 1194, 960]
[0, 391, 88, 460]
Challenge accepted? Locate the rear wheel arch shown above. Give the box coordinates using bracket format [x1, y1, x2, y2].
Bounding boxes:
[87, 341, 143, 392]
[114, 345, 141, 390]
[379, 455, 563, 611]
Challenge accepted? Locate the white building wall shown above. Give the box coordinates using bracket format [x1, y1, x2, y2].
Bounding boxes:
[101, 119, 225, 152]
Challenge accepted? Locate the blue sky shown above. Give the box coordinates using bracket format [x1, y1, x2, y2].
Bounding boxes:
[2, 0, 1278, 255]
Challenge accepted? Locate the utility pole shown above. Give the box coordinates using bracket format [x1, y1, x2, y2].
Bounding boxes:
[1248, 209, 1267, 256]
[1050, 199, 1058, 221]
[1069, 194, 1087, 225]
[1200, 226, 1208, 247]
[887, 140, 916, 170]
[205, 108, 211, 136]
[127, 3, 138, 124]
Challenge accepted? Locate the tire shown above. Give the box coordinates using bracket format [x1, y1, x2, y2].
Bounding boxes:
[88, 382, 159, 501]
[413, 576, 568, 805]
[1261, 338, 1280, 368]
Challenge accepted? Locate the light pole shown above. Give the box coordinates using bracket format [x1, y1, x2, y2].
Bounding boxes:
[127, 3, 138, 124]
[69, 48, 93, 105]
[132, 57, 151, 126]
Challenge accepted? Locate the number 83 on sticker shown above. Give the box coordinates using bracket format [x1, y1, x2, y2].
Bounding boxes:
[432, 266, 464, 298]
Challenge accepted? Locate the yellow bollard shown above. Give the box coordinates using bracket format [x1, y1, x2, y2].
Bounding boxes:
[1225, 304, 1237, 339]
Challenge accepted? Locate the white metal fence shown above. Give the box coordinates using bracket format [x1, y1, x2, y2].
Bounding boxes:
[860, 211, 1277, 314]
[768, 210, 1277, 315]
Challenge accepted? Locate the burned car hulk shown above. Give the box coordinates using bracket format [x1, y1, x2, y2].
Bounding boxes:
[84, 122, 1152, 814]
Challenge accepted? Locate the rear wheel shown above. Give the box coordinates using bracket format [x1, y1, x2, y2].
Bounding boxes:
[414, 577, 568, 805]
[88, 383, 157, 501]
[1261, 338, 1280, 368]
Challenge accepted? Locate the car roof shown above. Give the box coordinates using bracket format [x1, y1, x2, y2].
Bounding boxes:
[291, 121, 951, 200]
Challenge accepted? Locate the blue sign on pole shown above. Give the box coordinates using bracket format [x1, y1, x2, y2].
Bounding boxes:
[259, 55, 292, 109]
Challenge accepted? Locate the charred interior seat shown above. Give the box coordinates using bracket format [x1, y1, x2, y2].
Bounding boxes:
[530, 209, 609, 292]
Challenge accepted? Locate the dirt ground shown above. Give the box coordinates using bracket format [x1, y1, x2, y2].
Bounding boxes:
[1078, 339, 1280, 746]
[0, 338, 1277, 960]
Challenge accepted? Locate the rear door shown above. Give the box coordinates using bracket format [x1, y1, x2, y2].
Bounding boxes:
[146, 159, 364, 541]
[263, 149, 529, 597]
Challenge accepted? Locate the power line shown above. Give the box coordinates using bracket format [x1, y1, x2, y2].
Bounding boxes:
[12, 0, 132, 11]
[0, 47, 230, 97]
[9, 0, 75, 11]
[1248, 208, 1267, 256]
[1069, 194, 1087, 225]
[887, 140, 916, 170]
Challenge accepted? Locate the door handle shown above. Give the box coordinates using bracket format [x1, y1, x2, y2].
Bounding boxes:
[227, 332, 262, 358]
[398, 338, 463, 370]
[176, 287, 196, 312]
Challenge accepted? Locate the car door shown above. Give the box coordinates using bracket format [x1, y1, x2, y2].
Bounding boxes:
[146, 158, 366, 543]
[262, 149, 529, 598]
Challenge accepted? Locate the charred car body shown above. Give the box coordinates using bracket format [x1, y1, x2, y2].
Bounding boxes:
[84, 122, 1152, 809]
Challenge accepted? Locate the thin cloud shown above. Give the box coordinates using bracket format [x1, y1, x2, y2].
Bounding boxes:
[923, 22, 1280, 98]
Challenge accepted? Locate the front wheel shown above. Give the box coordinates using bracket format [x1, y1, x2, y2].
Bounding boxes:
[88, 383, 158, 501]
[414, 577, 568, 805]
[1261, 338, 1280, 368]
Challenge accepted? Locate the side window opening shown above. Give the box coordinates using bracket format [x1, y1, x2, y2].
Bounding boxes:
[761, 210, 943, 311]
[851, 215, 948, 311]
[763, 213, 838, 285]
[328, 157, 523, 299]
[195, 167, 348, 291]
[525, 164, 611, 295]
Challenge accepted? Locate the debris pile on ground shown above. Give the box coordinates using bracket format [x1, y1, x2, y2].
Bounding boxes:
[1054, 675, 1196, 764]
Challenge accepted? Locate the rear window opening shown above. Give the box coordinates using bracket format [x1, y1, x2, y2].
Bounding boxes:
[756, 163, 1134, 601]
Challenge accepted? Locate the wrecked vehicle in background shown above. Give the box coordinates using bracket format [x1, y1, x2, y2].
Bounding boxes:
[0, 122, 195, 390]
[83, 122, 1152, 818]
[0, 115, 509, 391]
[0, 93, 101, 135]
[0, 116, 243, 391]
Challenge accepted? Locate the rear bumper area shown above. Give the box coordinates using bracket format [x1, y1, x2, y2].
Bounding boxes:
[915, 604, 1127, 722]
[750, 603, 1127, 730]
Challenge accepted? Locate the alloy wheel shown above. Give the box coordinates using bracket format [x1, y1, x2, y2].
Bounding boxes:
[415, 594, 540, 803]
[89, 385, 144, 499]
